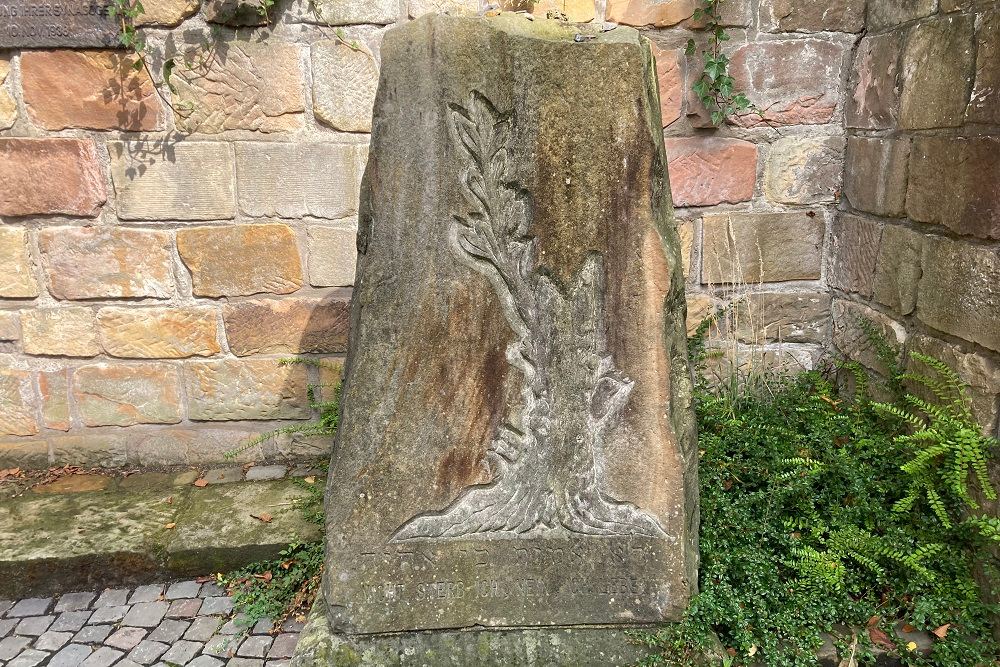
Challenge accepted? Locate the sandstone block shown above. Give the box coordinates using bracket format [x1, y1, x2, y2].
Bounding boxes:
[730, 39, 846, 127]
[50, 433, 126, 467]
[73, 363, 182, 426]
[764, 135, 843, 205]
[171, 42, 304, 133]
[677, 220, 694, 279]
[663, 137, 757, 207]
[202, 0, 268, 25]
[39, 370, 71, 432]
[316, 357, 345, 403]
[223, 297, 350, 356]
[907, 334, 1000, 433]
[126, 427, 280, 466]
[109, 142, 236, 221]
[38, 227, 174, 300]
[500, 0, 596, 21]
[907, 136, 1000, 240]
[0, 440, 49, 468]
[868, 0, 936, 30]
[177, 224, 303, 297]
[0, 139, 106, 217]
[21, 50, 163, 131]
[411, 0, 481, 17]
[184, 359, 311, 421]
[847, 33, 902, 129]
[305, 0, 398, 24]
[0, 56, 15, 130]
[0, 369, 39, 436]
[308, 225, 358, 287]
[967, 11, 1000, 125]
[606, 0, 695, 26]
[312, 41, 379, 133]
[98, 307, 220, 359]
[917, 237, 1000, 353]
[872, 224, 922, 316]
[0, 312, 19, 341]
[832, 299, 906, 376]
[844, 136, 909, 216]
[21, 308, 100, 357]
[685, 292, 720, 336]
[701, 211, 823, 284]
[899, 15, 975, 130]
[759, 0, 863, 32]
[731, 292, 831, 344]
[829, 214, 880, 298]
[135, 0, 200, 25]
[0, 228, 39, 299]
[650, 43, 682, 127]
[235, 143, 360, 219]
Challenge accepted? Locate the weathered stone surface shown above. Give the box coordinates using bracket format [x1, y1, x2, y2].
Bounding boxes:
[759, 0, 864, 32]
[908, 334, 1000, 432]
[223, 297, 350, 356]
[701, 211, 824, 284]
[39, 370, 71, 431]
[235, 143, 361, 219]
[126, 428, 278, 466]
[872, 224, 922, 316]
[0, 369, 39, 436]
[847, 33, 902, 130]
[301, 13, 697, 649]
[0, 56, 15, 130]
[38, 227, 174, 300]
[730, 292, 831, 344]
[177, 224, 304, 297]
[729, 39, 845, 127]
[0, 439, 48, 468]
[663, 137, 757, 206]
[411, 0, 480, 17]
[312, 42, 379, 133]
[505, 0, 597, 21]
[171, 42, 304, 133]
[308, 226, 358, 287]
[906, 136, 1000, 240]
[0, 311, 19, 341]
[898, 15, 975, 130]
[0, 139, 106, 217]
[917, 237, 1000, 353]
[832, 299, 906, 376]
[73, 363, 181, 427]
[764, 135, 843, 205]
[183, 359, 310, 421]
[844, 136, 909, 216]
[305, 0, 398, 24]
[109, 142, 236, 221]
[650, 43, 682, 127]
[50, 433, 127, 467]
[21, 308, 100, 357]
[202, 0, 268, 25]
[135, 0, 200, 25]
[829, 214, 881, 298]
[21, 50, 163, 131]
[0, 228, 38, 299]
[606, 0, 695, 26]
[968, 11, 1000, 125]
[676, 220, 694, 279]
[868, 0, 936, 30]
[685, 292, 719, 335]
[98, 307, 220, 359]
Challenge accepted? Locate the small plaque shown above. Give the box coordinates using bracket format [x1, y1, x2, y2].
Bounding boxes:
[0, 0, 120, 48]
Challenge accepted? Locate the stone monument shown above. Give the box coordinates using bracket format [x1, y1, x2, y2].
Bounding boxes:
[293, 12, 697, 665]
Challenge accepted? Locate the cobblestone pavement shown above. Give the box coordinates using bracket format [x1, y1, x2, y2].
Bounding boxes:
[0, 581, 301, 666]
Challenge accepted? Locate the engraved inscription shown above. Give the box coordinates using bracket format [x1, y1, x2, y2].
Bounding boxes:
[0, 0, 119, 48]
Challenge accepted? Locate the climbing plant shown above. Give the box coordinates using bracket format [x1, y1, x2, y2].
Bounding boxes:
[686, 0, 753, 125]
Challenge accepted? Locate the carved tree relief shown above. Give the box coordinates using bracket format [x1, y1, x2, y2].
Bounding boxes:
[392, 92, 666, 541]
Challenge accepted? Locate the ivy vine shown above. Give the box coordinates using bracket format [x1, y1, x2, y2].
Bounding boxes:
[686, 0, 753, 126]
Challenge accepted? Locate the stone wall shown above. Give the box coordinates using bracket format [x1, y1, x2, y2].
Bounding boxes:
[832, 0, 1000, 436]
[3, 0, 990, 469]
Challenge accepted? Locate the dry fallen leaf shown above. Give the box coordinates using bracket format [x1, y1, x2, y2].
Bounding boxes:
[166, 496, 174, 504]
[193, 479, 208, 488]
[303, 476, 316, 484]
[252, 512, 273, 523]
[932, 624, 951, 639]
[253, 571, 273, 582]
[866, 615, 880, 628]
[868, 626, 895, 650]
[902, 624, 916, 633]
[164, 522, 176, 529]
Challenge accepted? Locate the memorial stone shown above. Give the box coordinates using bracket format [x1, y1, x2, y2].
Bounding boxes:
[0, 0, 119, 48]
[294, 12, 698, 665]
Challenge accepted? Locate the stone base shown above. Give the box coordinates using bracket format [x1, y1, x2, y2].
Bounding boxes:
[291, 594, 656, 666]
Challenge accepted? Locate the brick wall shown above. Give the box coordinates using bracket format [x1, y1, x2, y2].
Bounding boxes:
[832, 0, 1000, 437]
[3, 0, 968, 469]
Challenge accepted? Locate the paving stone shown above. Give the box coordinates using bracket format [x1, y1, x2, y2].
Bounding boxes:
[280, 619, 304, 633]
[228, 659, 264, 667]
[0, 635, 31, 659]
[129, 585, 165, 604]
[266, 661, 290, 667]
[185, 615, 223, 641]
[8, 598, 52, 617]
[245, 465, 287, 481]
[204, 467, 244, 485]
[81, 646, 124, 667]
[201, 596, 235, 616]
[89, 605, 129, 625]
[123, 601, 168, 627]
[54, 592, 96, 612]
[117, 660, 143, 667]
[167, 598, 203, 618]
[34, 629, 73, 650]
[200, 582, 226, 597]
[8, 648, 50, 667]
[15, 615, 54, 635]
[147, 618, 188, 643]
[51, 610, 92, 632]
[238, 635, 273, 657]
[0, 600, 12, 616]
[48, 642, 92, 666]
[94, 589, 129, 608]
[161, 639, 202, 664]
[189, 656, 226, 667]
[0, 617, 15, 637]
[165, 580, 202, 599]
[105, 626, 147, 650]
[128, 639, 169, 664]
[205, 633, 237, 657]
[267, 633, 297, 659]
[73, 625, 113, 644]
[251, 617, 273, 634]
[220, 613, 251, 634]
